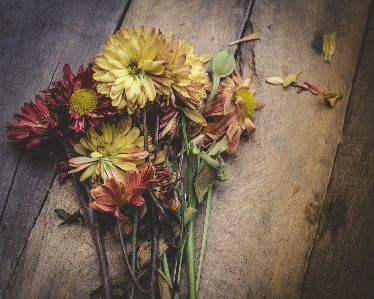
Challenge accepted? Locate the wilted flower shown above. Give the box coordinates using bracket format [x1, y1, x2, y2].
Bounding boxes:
[90, 163, 156, 220]
[44, 64, 116, 136]
[93, 27, 166, 114]
[6, 95, 62, 149]
[203, 70, 265, 153]
[154, 34, 210, 110]
[69, 117, 153, 183]
[154, 166, 179, 209]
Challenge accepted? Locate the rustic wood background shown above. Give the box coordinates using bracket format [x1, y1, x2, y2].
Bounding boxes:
[1, 0, 373, 298]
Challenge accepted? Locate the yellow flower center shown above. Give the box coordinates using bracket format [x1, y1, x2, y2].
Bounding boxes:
[235, 88, 256, 118]
[128, 58, 141, 75]
[69, 89, 98, 116]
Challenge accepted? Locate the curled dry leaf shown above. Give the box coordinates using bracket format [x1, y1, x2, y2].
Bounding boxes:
[265, 77, 284, 85]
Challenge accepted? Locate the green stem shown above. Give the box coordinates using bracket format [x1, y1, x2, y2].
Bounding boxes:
[186, 147, 196, 299]
[207, 74, 220, 103]
[172, 190, 185, 299]
[180, 114, 197, 299]
[162, 252, 172, 287]
[196, 187, 212, 293]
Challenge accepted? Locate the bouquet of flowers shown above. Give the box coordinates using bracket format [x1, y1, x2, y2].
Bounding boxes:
[6, 27, 264, 299]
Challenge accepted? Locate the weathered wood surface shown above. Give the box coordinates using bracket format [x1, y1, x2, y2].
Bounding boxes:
[0, 0, 129, 297]
[1, 0, 373, 298]
[301, 1, 374, 298]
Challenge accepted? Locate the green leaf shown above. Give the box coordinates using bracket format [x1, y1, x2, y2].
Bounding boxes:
[211, 49, 236, 77]
[207, 136, 229, 156]
[178, 107, 204, 124]
[184, 207, 197, 225]
[192, 145, 220, 168]
[207, 50, 236, 102]
[283, 71, 301, 87]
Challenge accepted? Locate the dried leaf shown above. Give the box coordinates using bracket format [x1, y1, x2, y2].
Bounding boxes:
[323, 32, 336, 62]
[266, 76, 284, 85]
[54, 209, 70, 220]
[178, 107, 204, 124]
[153, 148, 169, 165]
[216, 154, 228, 182]
[194, 163, 216, 203]
[229, 33, 261, 45]
[157, 269, 172, 299]
[283, 71, 302, 87]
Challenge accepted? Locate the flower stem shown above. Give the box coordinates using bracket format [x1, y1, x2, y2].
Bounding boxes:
[116, 218, 150, 296]
[181, 114, 197, 299]
[150, 202, 159, 299]
[131, 210, 138, 297]
[61, 138, 112, 299]
[162, 252, 172, 287]
[196, 187, 212, 294]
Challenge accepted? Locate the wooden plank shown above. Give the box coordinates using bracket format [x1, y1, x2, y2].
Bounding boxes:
[0, 1, 128, 297]
[301, 1, 374, 298]
[197, 0, 371, 298]
[3, 1, 372, 299]
[4, 0, 252, 298]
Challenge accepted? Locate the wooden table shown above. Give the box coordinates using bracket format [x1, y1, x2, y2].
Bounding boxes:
[1, 0, 374, 298]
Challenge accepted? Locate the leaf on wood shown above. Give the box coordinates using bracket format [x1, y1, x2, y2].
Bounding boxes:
[283, 71, 302, 87]
[54, 208, 70, 220]
[323, 32, 336, 62]
[265, 76, 284, 85]
[157, 269, 172, 299]
[55, 209, 84, 227]
[229, 33, 261, 45]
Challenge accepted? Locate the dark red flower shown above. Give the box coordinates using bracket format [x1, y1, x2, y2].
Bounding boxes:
[44, 63, 117, 136]
[155, 166, 179, 209]
[6, 95, 62, 149]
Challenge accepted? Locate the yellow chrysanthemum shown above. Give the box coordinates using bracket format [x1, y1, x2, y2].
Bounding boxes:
[93, 27, 166, 114]
[69, 117, 154, 183]
[153, 34, 210, 110]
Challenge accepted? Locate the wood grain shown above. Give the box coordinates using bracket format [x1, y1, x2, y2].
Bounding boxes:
[1, 0, 373, 298]
[301, 1, 374, 298]
[0, 0, 129, 297]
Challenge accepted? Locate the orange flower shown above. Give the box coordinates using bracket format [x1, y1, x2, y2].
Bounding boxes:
[203, 70, 265, 154]
[90, 163, 156, 220]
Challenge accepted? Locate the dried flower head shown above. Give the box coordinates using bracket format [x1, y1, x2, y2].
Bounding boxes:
[93, 27, 166, 114]
[203, 70, 265, 153]
[90, 163, 156, 220]
[154, 34, 210, 110]
[6, 95, 62, 149]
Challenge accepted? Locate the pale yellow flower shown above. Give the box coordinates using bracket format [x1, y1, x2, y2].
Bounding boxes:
[69, 117, 154, 183]
[93, 27, 166, 114]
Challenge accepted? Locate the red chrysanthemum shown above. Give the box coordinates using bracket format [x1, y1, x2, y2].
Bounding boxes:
[6, 95, 62, 149]
[44, 63, 117, 136]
